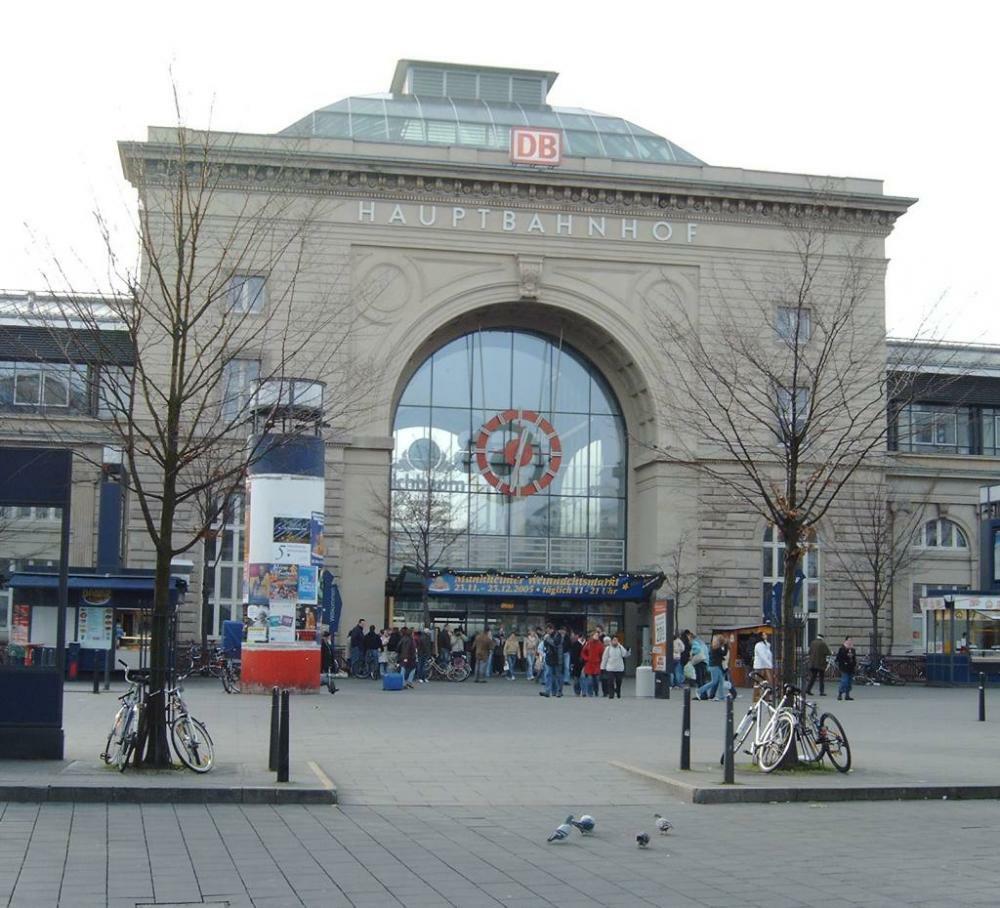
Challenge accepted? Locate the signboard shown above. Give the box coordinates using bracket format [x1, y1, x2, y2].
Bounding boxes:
[311, 511, 325, 567]
[273, 515, 311, 565]
[297, 565, 318, 604]
[427, 571, 662, 601]
[78, 606, 113, 649]
[510, 127, 562, 165]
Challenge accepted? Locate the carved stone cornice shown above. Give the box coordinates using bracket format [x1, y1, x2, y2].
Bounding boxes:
[120, 141, 914, 237]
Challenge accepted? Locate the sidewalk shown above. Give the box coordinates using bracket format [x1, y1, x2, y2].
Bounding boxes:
[2, 676, 998, 806]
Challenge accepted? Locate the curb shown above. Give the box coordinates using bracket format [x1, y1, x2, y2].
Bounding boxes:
[610, 761, 1000, 805]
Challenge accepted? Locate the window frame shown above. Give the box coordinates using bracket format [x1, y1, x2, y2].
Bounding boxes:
[915, 517, 969, 550]
[227, 275, 267, 314]
[220, 358, 262, 423]
[775, 306, 812, 343]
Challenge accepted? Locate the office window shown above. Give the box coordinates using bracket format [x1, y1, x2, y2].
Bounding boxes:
[776, 387, 810, 435]
[227, 276, 267, 314]
[895, 404, 971, 454]
[762, 525, 821, 645]
[0, 361, 91, 414]
[775, 306, 811, 342]
[983, 408, 1000, 456]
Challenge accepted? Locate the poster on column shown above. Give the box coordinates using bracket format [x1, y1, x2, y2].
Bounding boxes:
[651, 598, 669, 672]
[310, 511, 325, 567]
[272, 516, 311, 565]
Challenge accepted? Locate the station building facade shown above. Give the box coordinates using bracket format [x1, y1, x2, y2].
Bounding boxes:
[2, 60, 998, 665]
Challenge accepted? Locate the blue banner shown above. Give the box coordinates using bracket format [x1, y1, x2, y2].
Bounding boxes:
[427, 571, 662, 601]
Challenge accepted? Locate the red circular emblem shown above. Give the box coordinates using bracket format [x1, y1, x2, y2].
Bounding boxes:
[474, 409, 562, 497]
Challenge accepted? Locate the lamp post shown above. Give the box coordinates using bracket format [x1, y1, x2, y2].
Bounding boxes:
[945, 594, 956, 686]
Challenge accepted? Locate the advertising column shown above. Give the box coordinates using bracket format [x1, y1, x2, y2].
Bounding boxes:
[241, 434, 324, 691]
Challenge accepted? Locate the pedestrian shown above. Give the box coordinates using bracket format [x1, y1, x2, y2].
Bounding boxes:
[752, 633, 775, 701]
[837, 636, 857, 701]
[503, 629, 520, 680]
[473, 627, 493, 683]
[580, 630, 604, 697]
[569, 631, 584, 695]
[397, 627, 417, 689]
[438, 625, 451, 661]
[672, 633, 685, 688]
[523, 628, 539, 680]
[539, 624, 563, 698]
[416, 628, 433, 683]
[450, 627, 466, 665]
[688, 632, 709, 687]
[601, 635, 629, 699]
[697, 634, 728, 701]
[600, 635, 613, 696]
[387, 625, 401, 673]
[560, 626, 572, 687]
[363, 624, 382, 678]
[348, 619, 367, 676]
[805, 633, 831, 696]
[378, 628, 389, 677]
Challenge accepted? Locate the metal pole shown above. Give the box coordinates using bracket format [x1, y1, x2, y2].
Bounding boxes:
[277, 689, 290, 783]
[723, 691, 735, 784]
[664, 598, 675, 701]
[92, 652, 101, 694]
[268, 686, 279, 771]
[680, 686, 691, 770]
[949, 605, 956, 686]
[104, 641, 112, 691]
[979, 672, 986, 722]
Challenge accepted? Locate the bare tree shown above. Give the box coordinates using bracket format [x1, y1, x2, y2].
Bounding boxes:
[659, 531, 700, 627]
[30, 94, 379, 767]
[645, 218, 941, 683]
[830, 481, 925, 660]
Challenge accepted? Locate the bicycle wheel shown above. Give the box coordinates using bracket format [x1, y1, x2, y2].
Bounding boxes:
[103, 706, 128, 765]
[222, 664, 241, 694]
[170, 715, 214, 773]
[116, 710, 136, 773]
[796, 723, 824, 763]
[721, 709, 757, 765]
[449, 663, 471, 682]
[758, 712, 795, 773]
[819, 712, 851, 773]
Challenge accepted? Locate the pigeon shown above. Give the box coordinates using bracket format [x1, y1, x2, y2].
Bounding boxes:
[654, 814, 673, 835]
[547, 816, 574, 843]
[636, 832, 650, 849]
[571, 815, 595, 835]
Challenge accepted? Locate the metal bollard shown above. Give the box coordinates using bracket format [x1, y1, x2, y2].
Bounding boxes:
[680, 687, 691, 770]
[277, 689, 290, 783]
[92, 659, 101, 694]
[723, 693, 735, 784]
[268, 686, 279, 771]
[979, 673, 986, 722]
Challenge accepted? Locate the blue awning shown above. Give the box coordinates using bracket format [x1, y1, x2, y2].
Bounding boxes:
[8, 573, 183, 593]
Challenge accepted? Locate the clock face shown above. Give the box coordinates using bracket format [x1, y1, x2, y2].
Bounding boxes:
[474, 409, 562, 497]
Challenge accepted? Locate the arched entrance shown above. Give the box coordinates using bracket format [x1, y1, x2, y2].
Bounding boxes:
[388, 327, 656, 638]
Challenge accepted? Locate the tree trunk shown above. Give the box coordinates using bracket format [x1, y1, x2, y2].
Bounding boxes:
[870, 608, 880, 662]
[421, 572, 430, 630]
[143, 544, 175, 766]
[780, 531, 802, 686]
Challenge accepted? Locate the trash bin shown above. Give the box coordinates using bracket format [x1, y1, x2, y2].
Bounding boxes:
[654, 670, 670, 699]
[635, 665, 654, 698]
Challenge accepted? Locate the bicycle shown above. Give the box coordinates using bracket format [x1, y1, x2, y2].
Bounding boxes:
[178, 643, 241, 694]
[166, 676, 214, 772]
[866, 657, 907, 686]
[722, 673, 797, 773]
[426, 655, 471, 682]
[792, 691, 852, 773]
[102, 661, 148, 772]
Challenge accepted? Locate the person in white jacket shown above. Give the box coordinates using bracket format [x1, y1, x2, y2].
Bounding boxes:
[600, 636, 630, 699]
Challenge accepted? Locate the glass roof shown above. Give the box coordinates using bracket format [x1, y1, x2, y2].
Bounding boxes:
[279, 93, 704, 166]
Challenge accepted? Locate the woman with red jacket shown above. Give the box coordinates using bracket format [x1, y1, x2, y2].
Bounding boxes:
[580, 631, 605, 698]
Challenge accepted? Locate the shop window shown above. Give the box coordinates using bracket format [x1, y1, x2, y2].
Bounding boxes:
[916, 518, 969, 550]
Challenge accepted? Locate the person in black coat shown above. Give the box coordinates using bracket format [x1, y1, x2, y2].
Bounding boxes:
[836, 637, 857, 701]
[363, 625, 382, 678]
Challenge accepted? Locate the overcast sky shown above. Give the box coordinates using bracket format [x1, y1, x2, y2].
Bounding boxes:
[5, 1, 997, 344]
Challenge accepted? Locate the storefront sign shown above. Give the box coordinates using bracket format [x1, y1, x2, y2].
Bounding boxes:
[427, 571, 662, 601]
[81, 589, 112, 606]
[651, 598, 669, 672]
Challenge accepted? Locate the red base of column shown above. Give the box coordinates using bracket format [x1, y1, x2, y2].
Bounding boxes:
[241, 644, 320, 693]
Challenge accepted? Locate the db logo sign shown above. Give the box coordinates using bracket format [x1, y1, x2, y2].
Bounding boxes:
[510, 127, 562, 165]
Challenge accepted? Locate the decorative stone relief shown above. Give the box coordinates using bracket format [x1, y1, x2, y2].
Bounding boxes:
[517, 254, 543, 300]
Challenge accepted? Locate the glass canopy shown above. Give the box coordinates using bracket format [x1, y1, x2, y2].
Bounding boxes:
[280, 93, 703, 165]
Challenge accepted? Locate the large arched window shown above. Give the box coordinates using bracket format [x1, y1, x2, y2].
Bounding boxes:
[391, 330, 627, 574]
[762, 525, 821, 644]
[915, 517, 969, 550]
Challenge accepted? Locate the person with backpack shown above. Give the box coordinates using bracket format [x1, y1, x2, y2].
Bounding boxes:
[539, 624, 564, 698]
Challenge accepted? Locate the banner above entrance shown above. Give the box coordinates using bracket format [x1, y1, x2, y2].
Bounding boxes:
[427, 571, 664, 601]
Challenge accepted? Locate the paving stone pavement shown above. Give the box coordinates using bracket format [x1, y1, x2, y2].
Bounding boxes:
[3, 677, 1000, 905]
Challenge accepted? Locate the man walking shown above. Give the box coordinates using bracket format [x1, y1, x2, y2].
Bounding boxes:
[837, 637, 857, 701]
[805, 633, 831, 696]
[363, 623, 382, 678]
[348, 619, 367, 676]
[473, 627, 493, 683]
